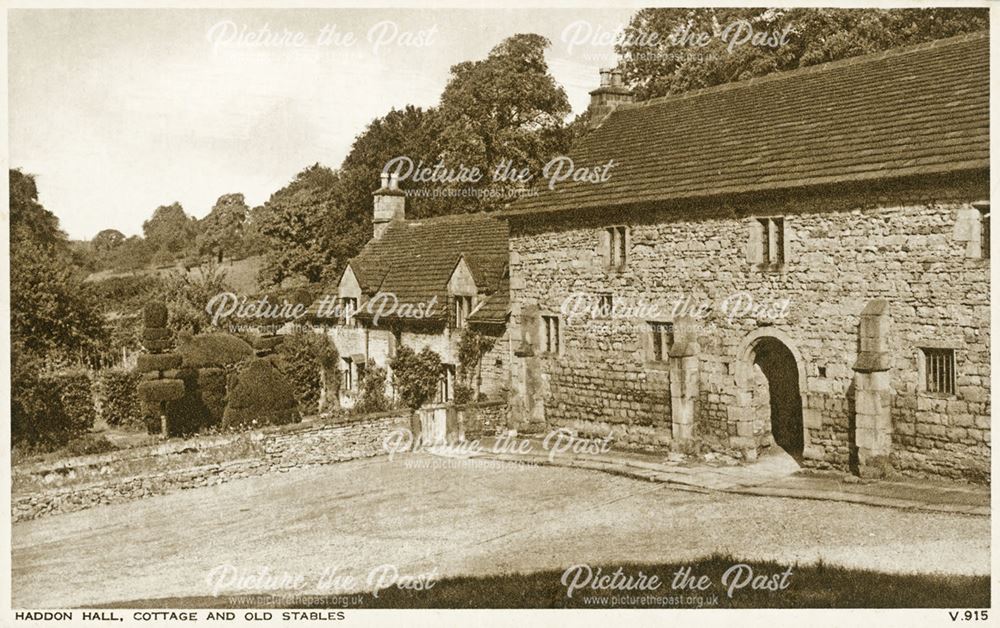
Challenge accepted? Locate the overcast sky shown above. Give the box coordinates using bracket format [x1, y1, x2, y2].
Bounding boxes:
[9, 8, 635, 239]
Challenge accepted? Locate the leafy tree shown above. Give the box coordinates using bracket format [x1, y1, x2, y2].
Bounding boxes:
[616, 8, 989, 100]
[157, 259, 232, 334]
[9, 169, 106, 363]
[255, 164, 363, 286]
[432, 33, 572, 212]
[92, 228, 126, 252]
[390, 345, 443, 410]
[142, 202, 198, 263]
[198, 193, 249, 262]
[354, 360, 391, 415]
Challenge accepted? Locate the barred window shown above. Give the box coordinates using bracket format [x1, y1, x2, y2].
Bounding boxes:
[454, 295, 473, 328]
[757, 217, 785, 265]
[340, 297, 358, 326]
[597, 293, 613, 318]
[922, 348, 955, 395]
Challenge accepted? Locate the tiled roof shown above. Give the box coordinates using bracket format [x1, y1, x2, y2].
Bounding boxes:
[504, 32, 989, 218]
[468, 272, 510, 326]
[348, 213, 509, 324]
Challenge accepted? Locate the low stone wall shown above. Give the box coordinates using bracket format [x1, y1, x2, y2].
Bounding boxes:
[12, 413, 408, 523]
[458, 401, 509, 439]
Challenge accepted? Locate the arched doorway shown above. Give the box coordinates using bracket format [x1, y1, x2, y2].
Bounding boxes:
[750, 337, 804, 458]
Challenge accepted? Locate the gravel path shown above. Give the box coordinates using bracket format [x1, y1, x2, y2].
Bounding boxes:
[12, 454, 990, 607]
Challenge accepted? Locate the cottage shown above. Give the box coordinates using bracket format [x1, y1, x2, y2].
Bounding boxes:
[309, 173, 511, 409]
[502, 32, 990, 480]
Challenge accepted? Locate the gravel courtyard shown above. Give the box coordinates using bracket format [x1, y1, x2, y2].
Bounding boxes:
[12, 454, 990, 608]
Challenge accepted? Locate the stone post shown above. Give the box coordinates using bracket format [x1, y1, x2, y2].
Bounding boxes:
[668, 316, 700, 443]
[852, 299, 894, 475]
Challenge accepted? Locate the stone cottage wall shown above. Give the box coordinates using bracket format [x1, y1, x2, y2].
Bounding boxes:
[508, 175, 989, 480]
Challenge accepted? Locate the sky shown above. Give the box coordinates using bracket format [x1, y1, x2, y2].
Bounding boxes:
[8, 8, 636, 240]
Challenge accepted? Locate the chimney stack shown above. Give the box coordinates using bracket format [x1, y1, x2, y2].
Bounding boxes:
[588, 66, 633, 129]
[373, 171, 405, 240]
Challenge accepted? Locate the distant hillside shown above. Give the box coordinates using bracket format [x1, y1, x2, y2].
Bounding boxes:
[85, 255, 266, 295]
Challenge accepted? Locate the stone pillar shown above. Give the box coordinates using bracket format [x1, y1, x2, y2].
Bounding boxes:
[512, 303, 545, 433]
[668, 317, 700, 443]
[852, 299, 894, 475]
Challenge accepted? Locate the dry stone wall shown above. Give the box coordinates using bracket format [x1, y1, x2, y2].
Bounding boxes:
[13, 413, 409, 523]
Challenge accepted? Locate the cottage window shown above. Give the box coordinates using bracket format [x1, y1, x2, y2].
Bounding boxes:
[922, 348, 955, 395]
[605, 226, 628, 270]
[542, 315, 560, 355]
[340, 297, 358, 326]
[648, 321, 673, 362]
[454, 295, 473, 328]
[749, 217, 787, 267]
[342, 357, 354, 391]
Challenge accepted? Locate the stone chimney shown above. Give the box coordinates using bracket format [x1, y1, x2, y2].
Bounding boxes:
[587, 67, 633, 129]
[373, 171, 405, 240]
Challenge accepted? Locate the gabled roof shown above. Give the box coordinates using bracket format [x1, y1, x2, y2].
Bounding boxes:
[504, 31, 989, 218]
[468, 271, 510, 326]
[347, 212, 509, 324]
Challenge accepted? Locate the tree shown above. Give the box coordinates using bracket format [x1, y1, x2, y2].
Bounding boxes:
[390, 346, 443, 410]
[255, 164, 363, 286]
[142, 202, 198, 263]
[197, 193, 249, 262]
[616, 8, 989, 100]
[9, 169, 107, 363]
[433, 33, 572, 212]
[92, 228, 126, 252]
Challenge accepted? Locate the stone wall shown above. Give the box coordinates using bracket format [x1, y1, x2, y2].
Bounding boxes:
[508, 175, 989, 480]
[12, 413, 409, 523]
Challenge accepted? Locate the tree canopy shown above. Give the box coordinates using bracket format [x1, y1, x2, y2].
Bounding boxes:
[616, 7, 989, 100]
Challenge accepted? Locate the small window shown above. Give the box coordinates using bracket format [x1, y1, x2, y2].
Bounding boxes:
[978, 205, 990, 259]
[922, 348, 955, 395]
[342, 357, 354, 391]
[454, 295, 473, 328]
[597, 293, 613, 318]
[340, 297, 358, 326]
[606, 226, 627, 270]
[542, 315, 560, 354]
[649, 321, 673, 362]
[750, 217, 786, 267]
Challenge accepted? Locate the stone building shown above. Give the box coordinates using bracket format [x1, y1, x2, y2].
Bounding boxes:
[502, 33, 990, 480]
[308, 173, 511, 409]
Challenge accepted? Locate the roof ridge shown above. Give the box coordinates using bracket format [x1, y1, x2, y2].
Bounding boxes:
[624, 30, 988, 111]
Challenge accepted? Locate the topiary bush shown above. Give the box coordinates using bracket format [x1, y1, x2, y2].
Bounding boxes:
[97, 368, 142, 428]
[221, 358, 300, 429]
[274, 330, 339, 415]
[177, 332, 253, 369]
[390, 346, 443, 410]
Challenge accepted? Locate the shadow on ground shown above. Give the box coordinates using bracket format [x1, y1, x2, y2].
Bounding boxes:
[102, 554, 989, 609]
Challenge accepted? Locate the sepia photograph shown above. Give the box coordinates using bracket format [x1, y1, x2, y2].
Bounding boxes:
[4, 2, 993, 624]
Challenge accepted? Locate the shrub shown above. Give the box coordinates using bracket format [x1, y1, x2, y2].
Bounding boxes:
[44, 369, 96, 433]
[97, 368, 142, 428]
[12, 354, 73, 450]
[222, 358, 300, 429]
[63, 433, 119, 457]
[353, 361, 391, 415]
[390, 346, 443, 410]
[177, 332, 254, 369]
[274, 330, 339, 415]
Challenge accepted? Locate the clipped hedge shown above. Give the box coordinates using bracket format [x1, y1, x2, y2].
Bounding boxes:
[222, 358, 300, 429]
[177, 333, 253, 369]
[97, 368, 142, 428]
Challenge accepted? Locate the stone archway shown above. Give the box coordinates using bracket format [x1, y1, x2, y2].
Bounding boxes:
[751, 337, 804, 458]
[733, 329, 818, 462]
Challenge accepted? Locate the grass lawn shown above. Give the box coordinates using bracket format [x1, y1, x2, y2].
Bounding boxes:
[106, 555, 989, 609]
